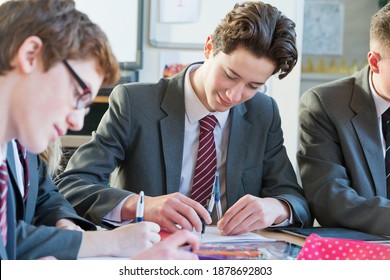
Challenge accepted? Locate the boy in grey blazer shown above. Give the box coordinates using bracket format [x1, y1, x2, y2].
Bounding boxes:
[57, 1, 312, 235]
[298, 3, 390, 236]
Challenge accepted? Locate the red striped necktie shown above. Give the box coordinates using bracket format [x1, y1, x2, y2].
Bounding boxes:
[191, 115, 218, 206]
[15, 141, 30, 202]
[0, 160, 8, 246]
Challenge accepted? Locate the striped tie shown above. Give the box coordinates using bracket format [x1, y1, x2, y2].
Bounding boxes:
[0, 160, 8, 246]
[191, 115, 218, 206]
[15, 141, 30, 202]
[382, 108, 390, 198]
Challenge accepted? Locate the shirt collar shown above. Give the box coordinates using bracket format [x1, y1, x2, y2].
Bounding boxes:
[0, 143, 7, 163]
[369, 70, 390, 118]
[184, 64, 229, 127]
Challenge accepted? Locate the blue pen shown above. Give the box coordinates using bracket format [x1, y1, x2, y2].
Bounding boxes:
[136, 191, 144, 222]
[214, 171, 222, 220]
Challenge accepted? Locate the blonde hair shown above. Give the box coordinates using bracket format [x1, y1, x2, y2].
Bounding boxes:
[39, 139, 63, 177]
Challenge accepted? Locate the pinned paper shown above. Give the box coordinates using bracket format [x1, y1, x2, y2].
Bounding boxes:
[159, 0, 199, 23]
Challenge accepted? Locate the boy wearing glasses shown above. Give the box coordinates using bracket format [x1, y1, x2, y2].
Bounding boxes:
[0, 0, 199, 259]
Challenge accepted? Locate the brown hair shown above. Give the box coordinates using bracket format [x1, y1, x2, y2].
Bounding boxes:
[211, 1, 297, 79]
[370, 2, 390, 55]
[0, 0, 120, 85]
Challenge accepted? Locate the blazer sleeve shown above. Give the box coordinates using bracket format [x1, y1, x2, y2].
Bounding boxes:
[257, 98, 312, 227]
[16, 220, 82, 260]
[33, 155, 96, 230]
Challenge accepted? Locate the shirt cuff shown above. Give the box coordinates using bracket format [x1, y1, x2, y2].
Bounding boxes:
[102, 194, 134, 226]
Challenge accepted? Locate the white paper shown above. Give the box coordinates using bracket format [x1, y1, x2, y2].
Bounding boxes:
[197, 227, 275, 243]
[160, 0, 199, 23]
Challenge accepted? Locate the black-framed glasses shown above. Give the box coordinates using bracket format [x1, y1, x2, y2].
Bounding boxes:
[63, 60, 92, 111]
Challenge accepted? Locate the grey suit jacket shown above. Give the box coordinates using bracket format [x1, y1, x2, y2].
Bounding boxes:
[6, 142, 95, 230]
[56, 63, 312, 228]
[298, 65, 390, 236]
[1, 157, 82, 260]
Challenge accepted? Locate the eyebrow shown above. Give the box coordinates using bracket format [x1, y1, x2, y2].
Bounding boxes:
[228, 67, 265, 86]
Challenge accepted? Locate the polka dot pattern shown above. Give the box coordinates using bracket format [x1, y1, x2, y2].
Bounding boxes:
[297, 234, 390, 260]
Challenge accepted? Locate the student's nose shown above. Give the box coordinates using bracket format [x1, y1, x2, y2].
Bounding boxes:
[226, 83, 244, 103]
[66, 110, 85, 132]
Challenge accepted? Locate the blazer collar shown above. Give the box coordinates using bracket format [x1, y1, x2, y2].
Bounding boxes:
[350, 66, 386, 195]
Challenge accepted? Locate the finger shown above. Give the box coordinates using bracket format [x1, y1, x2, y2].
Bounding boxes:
[143, 221, 161, 233]
[166, 198, 208, 232]
[163, 230, 200, 250]
[227, 210, 258, 235]
[172, 203, 207, 232]
[156, 203, 192, 232]
[220, 203, 256, 235]
[176, 195, 212, 224]
[160, 220, 182, 233]
[217, 198, 247, 230]
[150, 232, 162, 244]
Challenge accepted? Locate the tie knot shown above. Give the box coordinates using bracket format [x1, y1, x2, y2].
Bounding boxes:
[200, 115, 218, 132]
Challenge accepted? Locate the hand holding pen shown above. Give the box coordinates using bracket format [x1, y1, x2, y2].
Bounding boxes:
[201, 171, 222, 238]
[213, 171, 222, 220]
[136, 191, 144, 222]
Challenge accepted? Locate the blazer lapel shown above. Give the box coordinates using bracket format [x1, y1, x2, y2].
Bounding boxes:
[160, 70, 186, 194]
[23, 153, 38, 223]
[226, 103, 252, 207]
[350, 67, 385, 196]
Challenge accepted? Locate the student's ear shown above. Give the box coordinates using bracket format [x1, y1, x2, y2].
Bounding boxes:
[368, 51, 380, 73]
[204, 35, 213, 59]
[15, 36, 43, 73]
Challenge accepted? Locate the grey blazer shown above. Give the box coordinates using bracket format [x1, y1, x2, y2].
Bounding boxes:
[298, 65, 390, 236]
[56, 63, 312, 228]
[6, 142, 95, 230]
[1, 157, 82, 260]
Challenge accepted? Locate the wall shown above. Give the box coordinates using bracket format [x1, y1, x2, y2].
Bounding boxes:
[300, 0, 379, 93]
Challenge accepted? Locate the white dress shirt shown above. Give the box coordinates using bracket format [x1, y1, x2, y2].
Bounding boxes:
[369, 70, 390, 157]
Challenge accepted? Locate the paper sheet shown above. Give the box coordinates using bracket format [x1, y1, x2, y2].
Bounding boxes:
[197, 227, 275, 243]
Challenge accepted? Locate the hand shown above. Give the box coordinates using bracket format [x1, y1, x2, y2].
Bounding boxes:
[123, 192, 211, 233]
[133, 230, 200, 260]
[78, 221, 161, 258]
[55, 219, 83, 231]
[217, 195, 290, 235]
[106, 222, 161, 258]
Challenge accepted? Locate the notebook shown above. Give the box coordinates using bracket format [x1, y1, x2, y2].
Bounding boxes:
[271, 227, 390, 242]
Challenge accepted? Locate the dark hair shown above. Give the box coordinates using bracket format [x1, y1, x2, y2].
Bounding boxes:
[0, 0, 120, 85]
[212, 1, 297, 79]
